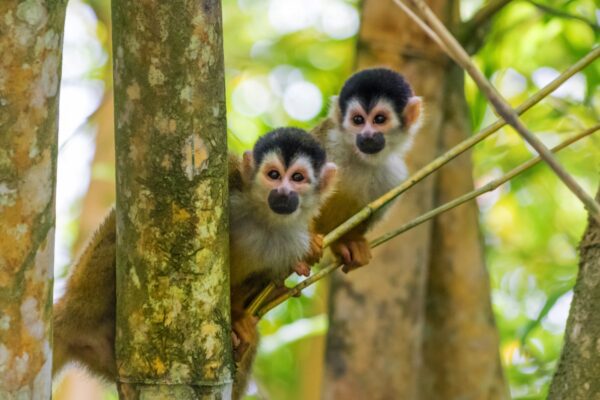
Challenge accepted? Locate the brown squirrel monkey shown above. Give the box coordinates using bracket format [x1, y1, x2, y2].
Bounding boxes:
[311, 68, 423, 272]
[229, 127, 337, 396]
[53, 127, 337, 398]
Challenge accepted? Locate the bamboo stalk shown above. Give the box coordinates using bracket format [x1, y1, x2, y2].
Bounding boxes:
[245, 47, 600, 316]
[397, 0, 600, 222]
[257, 126, 599, 317]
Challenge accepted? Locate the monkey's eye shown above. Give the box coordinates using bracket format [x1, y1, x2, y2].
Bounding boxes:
[352, 115, 365, 125]
[374, 114, 386, 124]
[291, 172, 304, 182]
[267, 170, 280, 180]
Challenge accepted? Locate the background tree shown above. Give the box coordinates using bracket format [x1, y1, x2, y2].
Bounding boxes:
[548, 186, 600, 399]
[323, 0, 507, 398]
[0, 1, 67, 398]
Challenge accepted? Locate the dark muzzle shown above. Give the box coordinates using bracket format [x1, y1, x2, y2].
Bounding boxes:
[268, 190, 299, 214]
[356, 132, 385, 154]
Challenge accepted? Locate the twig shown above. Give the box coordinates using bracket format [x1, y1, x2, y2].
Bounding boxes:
[460, 0, 514, 49]
[397, 0, 600, 223]
[528, 0, 600, 32]
[257, 125, 599, 317]
[245, 47, 600, 316]
[465, 0, 514, 29]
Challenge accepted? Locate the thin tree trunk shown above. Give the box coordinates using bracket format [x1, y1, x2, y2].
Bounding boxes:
[323, 0, 507, 398]
[421, 65, 509, 399]
[112, 1, 232, 398]
[323, 0, 449, 398]
[0, 0, 67, 398]
[548, 186, 600, 400]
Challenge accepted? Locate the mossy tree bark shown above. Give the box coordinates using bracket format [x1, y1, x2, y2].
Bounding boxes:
[323, 0, 507, 398]
[0, 0, 67, 398]
[112, 1, 232, 398]
[548, 186, 600, 400]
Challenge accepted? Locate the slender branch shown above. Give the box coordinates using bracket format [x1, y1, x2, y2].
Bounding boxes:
[393, 0, 446, 48]
[528, 0, 600, 32]
[466, 0, 513, 29]
[245, 47, 600, 316]
[460, 0, 514, 48]
[398, 0, 600, 223]
[257, 126, 599, 317]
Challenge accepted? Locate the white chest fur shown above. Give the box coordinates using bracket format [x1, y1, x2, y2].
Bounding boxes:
[341, 154, 407, 206]
[229, 192, 310, 286]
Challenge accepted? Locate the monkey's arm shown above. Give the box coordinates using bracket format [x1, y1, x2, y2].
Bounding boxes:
[314, 190, 373, 271]
[292, 224, 324, 277]
[53, 209, 117, 381]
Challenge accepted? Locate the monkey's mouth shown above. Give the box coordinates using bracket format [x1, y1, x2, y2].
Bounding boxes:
[268, 191, 299, 215]
[356, 133, 385, 154]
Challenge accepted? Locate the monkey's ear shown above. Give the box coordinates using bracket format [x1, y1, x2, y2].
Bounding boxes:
[328, 96, 343, 124]
[402, 96, 423, 128]
[319, 162, 338, 198]
[241, 151, 255, 183]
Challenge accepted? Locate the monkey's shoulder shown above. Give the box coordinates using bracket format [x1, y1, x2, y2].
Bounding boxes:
[228, 152, 245, 191]
[315, 189, 365, 234]
[310, 118, 336, 142]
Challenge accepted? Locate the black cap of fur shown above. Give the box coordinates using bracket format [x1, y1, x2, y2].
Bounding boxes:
[254, 127, 327, 173]
[338, 68, 413, 116]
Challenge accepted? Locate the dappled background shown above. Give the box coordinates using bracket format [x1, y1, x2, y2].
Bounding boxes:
[53, 0, 599, 398]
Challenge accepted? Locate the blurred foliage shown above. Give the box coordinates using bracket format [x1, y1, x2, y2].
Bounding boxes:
[467, 1, 599, 398]
[55, 0, 599, 399]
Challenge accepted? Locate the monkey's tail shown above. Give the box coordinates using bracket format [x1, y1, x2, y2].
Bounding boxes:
[232, 339, 258, 400]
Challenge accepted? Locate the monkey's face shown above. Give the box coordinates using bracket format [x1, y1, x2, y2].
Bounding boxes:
[341, 98, 404, 161]
[254, 153, 319, 217]
[338, 96, 422, 164]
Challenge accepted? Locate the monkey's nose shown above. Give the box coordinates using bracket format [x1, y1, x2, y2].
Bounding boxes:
[268, 190, 299, 215]
[356, 132, 385, 154]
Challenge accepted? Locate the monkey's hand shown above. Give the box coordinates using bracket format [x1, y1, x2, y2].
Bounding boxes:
[331, 234, 372, 272]
[307, 233, 324, 264]
[232, 312, 259, 362]
[293, 261, 311, 277]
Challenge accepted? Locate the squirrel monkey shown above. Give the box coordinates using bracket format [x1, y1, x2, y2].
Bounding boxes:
[311, 68, 423, 271]
[53, 127, 337, 399]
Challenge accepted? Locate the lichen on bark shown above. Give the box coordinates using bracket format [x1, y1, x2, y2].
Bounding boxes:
[548, 186, 600, 400]
[112, 0, 232, 398]
[0, 0, 67, 398]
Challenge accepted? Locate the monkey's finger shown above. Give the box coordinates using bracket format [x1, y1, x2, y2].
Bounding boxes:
[234, 342, 249, 362]
[337, 244, 353, 266]
[293, 261, 311, 277]
[232, 331, 241, 348]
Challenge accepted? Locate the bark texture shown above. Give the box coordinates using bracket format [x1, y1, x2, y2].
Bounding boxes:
[323, 1, 448, 398]
[421, 66, 509, 399]
[323, 0, 507, 399]
[0, 0, 66, 398]
[548, 186, 600, 400]
[112, 0, 232, 398]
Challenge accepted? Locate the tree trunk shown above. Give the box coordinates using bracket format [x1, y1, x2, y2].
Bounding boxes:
[420, 66, 509, 400]
[548, 186, 600, 400]
[323, 1, 449, 398]
[0, 1, 67, 398]
[323, 1, 507, 399]
[112, 0, 232, 398]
